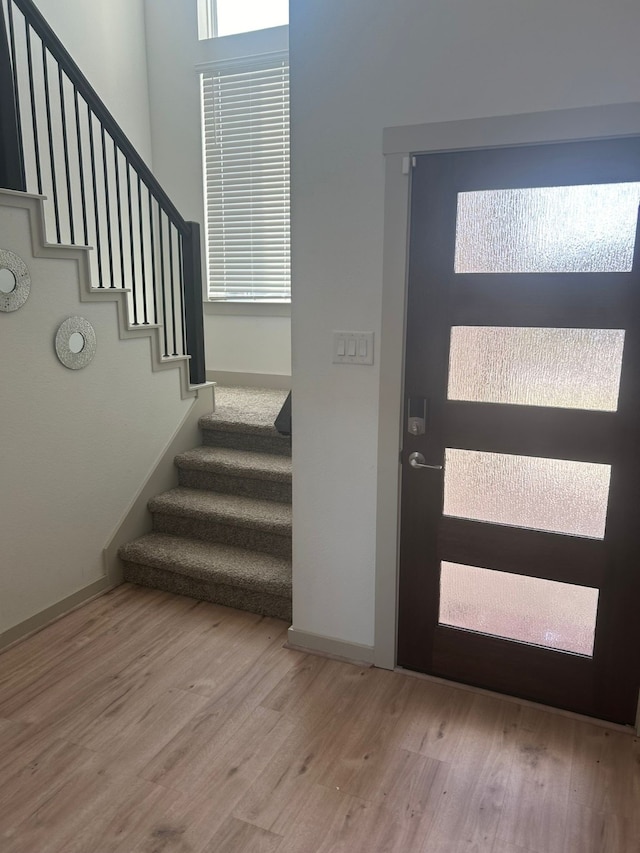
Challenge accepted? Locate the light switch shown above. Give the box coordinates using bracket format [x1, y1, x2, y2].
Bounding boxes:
[332, 331, 375, 365]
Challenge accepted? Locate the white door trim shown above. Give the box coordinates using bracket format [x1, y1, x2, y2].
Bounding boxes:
[374, 101, 640, 670]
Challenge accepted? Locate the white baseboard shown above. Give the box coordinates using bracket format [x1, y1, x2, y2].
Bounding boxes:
[207, 370, 291, 390]
[0, 577, 113, 652]
[286, 627, 374, 666]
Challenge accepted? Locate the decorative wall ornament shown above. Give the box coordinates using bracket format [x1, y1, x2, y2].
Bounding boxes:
[0, 249, 31, 312]
[55, 316, 97, 370]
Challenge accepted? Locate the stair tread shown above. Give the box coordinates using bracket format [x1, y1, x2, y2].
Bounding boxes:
[120, 533, 291, 596]
[200, 386, 289, 437]
[149, 487, 291, 533]
[175, 446, 291, 482]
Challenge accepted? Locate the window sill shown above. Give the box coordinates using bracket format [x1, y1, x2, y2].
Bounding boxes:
[195, 26, 288, 60]
[204, 301, 291, 317]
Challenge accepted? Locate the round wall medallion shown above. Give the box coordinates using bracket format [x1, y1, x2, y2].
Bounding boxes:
[55, 316, 97, 370]
[0, 249, 31, 312]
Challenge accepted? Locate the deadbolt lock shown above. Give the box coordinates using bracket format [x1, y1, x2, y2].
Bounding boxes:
[407, 397, 427, 436]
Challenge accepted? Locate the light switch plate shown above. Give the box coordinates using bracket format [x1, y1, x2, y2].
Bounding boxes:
[332, 331, 374, 365]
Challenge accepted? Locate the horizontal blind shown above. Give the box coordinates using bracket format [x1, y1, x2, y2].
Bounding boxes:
[202, 55, 290, 301]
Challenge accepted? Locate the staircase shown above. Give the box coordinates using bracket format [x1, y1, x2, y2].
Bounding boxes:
[119, 387, 292, 620]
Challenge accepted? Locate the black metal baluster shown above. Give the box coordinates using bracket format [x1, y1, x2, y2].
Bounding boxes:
[73, 87, 88, 245]
[41, 42, 60, 242]
[24, 20, 41, 193]
[168, 223, 178, 356]
[58, 66, 74, 243]
[137, 175, 148, 323]
[113, 141, 125, 289]
[100, 125, 113, 286]
[86, 104, 103, 287]
[126, 162, 138, 323]
[158, 208, 169, 357]
[6, 0, 26, 188]
[177, 234, 187, 355]
[148, 187, 158, 325]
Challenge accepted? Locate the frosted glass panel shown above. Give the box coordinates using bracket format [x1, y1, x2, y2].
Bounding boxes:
[448, 327, 625, 411]
[444, 449, 611, 539]
[439, 561, 598, 655]
[455, 183, 640, 273]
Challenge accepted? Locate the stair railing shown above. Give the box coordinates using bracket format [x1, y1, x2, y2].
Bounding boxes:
[0, 0, 205, 384]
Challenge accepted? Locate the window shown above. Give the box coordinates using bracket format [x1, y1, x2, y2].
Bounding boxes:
[201, 54, 290, 302]
[198, 0, 288, 40]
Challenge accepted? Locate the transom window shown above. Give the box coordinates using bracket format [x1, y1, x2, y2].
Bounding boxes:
[198, 0, 288, 39]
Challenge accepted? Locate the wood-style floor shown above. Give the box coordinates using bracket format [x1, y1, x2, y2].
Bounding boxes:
[0, 585, 638, 853]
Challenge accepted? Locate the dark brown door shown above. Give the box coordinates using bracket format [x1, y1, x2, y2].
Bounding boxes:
[398, 136, 640, 725]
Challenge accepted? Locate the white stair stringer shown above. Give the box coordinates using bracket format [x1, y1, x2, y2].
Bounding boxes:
[0, 188, 211, 400]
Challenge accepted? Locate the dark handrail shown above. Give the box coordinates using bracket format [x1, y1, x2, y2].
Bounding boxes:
[10, 0, 188, 233]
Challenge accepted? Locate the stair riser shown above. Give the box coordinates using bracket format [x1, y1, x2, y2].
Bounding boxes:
[123, 562, 291, 621]
[178, 469, 291, 503]
[153, 514, 292, 558]
[201, 429, 291, 456]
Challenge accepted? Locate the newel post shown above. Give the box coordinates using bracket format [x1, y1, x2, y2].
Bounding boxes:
[182, 220, 207, 386]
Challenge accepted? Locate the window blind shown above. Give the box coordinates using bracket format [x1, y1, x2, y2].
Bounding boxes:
[202, 54, 290, 301]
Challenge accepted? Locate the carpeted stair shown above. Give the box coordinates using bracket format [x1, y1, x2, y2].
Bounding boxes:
[118, 387, 292, 620]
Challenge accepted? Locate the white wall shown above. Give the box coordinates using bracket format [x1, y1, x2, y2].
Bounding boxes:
[143, 0, 291, 378]
[33, 0, 153, 162]
[0, 197, 193, 637]
[289, 0, 640, 648]
[204, 309, 292, 377]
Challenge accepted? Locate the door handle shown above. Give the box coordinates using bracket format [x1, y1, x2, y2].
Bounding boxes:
[408, 452, 443, 471]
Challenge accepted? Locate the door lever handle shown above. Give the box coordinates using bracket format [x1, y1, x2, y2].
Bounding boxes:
[408, 452, 443, 471]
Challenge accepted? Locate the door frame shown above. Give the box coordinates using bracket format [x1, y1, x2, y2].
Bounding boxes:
[374, 103, 640, 704]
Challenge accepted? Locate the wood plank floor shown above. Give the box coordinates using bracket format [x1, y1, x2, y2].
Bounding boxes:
[0, 585, 638, 853]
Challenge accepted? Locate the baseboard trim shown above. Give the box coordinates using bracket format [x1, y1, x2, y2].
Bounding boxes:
[207, 370, 291, 390]
[0, 577, 113, 652]
[286, 627, 374, 666]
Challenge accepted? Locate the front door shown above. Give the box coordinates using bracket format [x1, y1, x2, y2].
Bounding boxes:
[397, 136, 640, 725]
